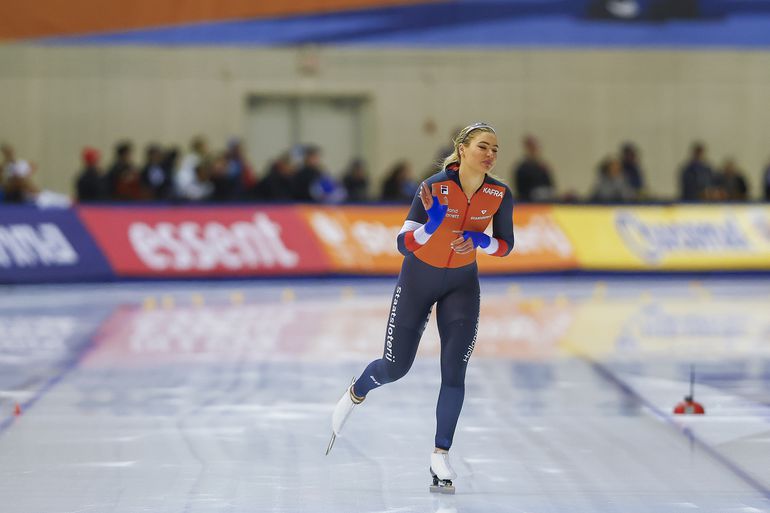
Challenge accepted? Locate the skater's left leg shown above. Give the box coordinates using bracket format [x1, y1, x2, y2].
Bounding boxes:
[428, 281, 478, 489]
[434, 279, 480, 450]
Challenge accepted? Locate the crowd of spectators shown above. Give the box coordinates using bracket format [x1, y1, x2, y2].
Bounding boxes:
[66, 136, 425, 205]
[2, 136, 770, 206]
[512, 135, 767, 204]
[66, 136, 419, 205]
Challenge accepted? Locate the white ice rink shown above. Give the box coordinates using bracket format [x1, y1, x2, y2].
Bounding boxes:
[0, 276, 769, 513]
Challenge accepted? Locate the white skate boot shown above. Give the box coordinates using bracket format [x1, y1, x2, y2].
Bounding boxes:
[429, 451, 457, 494]
[325, 379, 364, 455]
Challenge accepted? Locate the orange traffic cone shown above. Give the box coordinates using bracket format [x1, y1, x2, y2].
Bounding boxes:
[14, 403, 21, 416]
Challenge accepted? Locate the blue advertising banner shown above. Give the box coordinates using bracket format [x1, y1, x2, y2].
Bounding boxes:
[0, 206, 113, 283]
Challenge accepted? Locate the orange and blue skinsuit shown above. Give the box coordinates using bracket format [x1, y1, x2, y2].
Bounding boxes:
[352, 166, 514, 450]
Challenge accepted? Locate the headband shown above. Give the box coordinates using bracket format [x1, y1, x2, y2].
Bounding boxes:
[459, 122, 496, 143]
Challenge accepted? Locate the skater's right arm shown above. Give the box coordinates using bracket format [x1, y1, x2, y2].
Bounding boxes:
[397, 181, 447, 256]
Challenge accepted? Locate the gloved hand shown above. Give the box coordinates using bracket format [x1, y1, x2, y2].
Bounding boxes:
[424, 196, 448, 234]
[462, 230, 491, 249]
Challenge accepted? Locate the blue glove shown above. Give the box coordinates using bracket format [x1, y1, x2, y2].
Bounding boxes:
[424, 196, 448, 234]
[462, 230, 491, 249]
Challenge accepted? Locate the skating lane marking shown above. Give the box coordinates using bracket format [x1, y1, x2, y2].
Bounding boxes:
[0, 308, 114, 437]
[585, 355, 770, 501]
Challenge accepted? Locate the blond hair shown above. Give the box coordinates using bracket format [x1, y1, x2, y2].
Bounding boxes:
[440, 122, 496, 170]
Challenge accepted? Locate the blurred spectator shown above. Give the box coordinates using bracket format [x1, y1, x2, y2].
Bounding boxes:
[207, 152, 235, 202]
[1, 143, 15, 179]
[104, 140, 131, 198]
[140, 144, 173, 200]
[225, 137, 257, 199]
[381, 160, 418, 203]
[434, 125, 462, 164]
[175, 136, 212, 201]
[161, 147, 180, 195]
[106, 140, 148, 200]
[311, 174, 346, 204]
[286, 143, 345, 203]
[679, 142, 715, 201]
[254, 152, 296, 202]
[513, 135, 555, 202]
[713, 158, 749, 201]
[1, 142, 70, 207]
[620, 142, 645, 196]
[3, 158, 39, 203]
[591, 155, 636, 203]
[342, 158, 369, 202]
[1, 143, 14, 201]
[1, 144, 38, 203]
[75, 147, 107, 202]
[293, 145, 324, 202]
[763, 160, 770, 201]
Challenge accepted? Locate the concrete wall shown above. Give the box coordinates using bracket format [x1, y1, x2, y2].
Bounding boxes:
[1, 43, 769, 200]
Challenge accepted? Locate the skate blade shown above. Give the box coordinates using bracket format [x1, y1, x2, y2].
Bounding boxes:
[429, 484, 455, 495]
[325, 432, 337, 455]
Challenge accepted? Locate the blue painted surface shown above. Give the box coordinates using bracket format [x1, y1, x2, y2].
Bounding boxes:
[36, 0, 770, 48]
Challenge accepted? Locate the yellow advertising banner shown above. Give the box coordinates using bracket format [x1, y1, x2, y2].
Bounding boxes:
[561, 294, 770, 359]
[553, 205, 770, 270]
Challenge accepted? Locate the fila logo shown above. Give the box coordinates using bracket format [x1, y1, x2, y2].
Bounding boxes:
[482, 187, 504, 198]
[440, 185, 449, 195]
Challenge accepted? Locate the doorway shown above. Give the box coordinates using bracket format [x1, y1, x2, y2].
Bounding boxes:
[245, 95, 370, 177]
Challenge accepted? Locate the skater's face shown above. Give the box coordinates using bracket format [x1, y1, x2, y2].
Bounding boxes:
[460, 131, 498, 174]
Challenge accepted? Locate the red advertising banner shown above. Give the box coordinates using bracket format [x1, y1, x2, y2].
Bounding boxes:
[77, 206, 330, 277]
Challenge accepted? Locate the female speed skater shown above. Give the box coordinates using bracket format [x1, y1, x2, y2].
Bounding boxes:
[326, 122, 515, 494]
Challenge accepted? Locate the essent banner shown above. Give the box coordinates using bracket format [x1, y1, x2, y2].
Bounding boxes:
[77, 206, 331, 277]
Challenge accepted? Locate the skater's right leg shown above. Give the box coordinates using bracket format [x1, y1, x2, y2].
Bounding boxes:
[329, 316, 426, 452]
[327, 257, 436, 453]
[353, 270, 434, 398]
[353, 322, 424, 397]
[326, 322, 426, 454]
